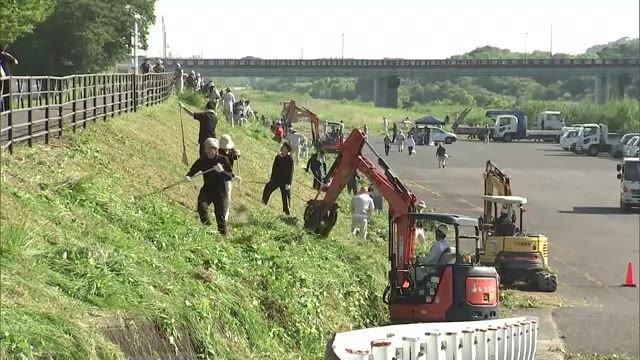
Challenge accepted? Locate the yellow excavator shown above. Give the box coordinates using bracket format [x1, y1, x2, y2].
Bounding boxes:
[478, 160, 557, 292]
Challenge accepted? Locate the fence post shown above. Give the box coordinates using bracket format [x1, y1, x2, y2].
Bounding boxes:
[44, 78, 50, 144]
[102, 75, 107, 121]
[7, 76, 14, 154]
[82, 76, 88, 129]
[27, 77, 33, 147]
[111, 74, 116, 118]
[58, 78, 63, 138]
[72, 76, 77, 133]
[133, 73, 138, 112]
[93, 75, 98, 123]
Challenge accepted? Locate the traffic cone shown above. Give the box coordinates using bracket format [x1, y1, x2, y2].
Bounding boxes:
[623, 262, 636, 287]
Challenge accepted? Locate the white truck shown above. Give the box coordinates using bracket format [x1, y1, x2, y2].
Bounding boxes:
[617, 157, 640, 211]
[573, 123, 616, 156]
[536, 111, 566, 130]
[560, 128, 581, 150]
[488, 111, 563, 143]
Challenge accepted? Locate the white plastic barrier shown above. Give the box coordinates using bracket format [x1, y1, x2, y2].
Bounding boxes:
[326, 316, 538, 360]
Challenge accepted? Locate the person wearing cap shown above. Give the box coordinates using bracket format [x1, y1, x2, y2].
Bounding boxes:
[180, 101, 218, 158]
[350, 186, 376, 240]
[184, 138, 235, 235]
[153, 59, 165, 73]
[495, 205, 516, 236]
[218, 134, 240, 221]
[222, 87, 236, 126]
[423, 224, 451, 265]
[287, 129, 304, 163]
[174, 64, 184, 94]
[262, 143, 294, 215]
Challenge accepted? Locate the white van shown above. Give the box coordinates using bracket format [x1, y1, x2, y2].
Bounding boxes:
[623, 136, 640, 157]
[617, 158, 640, 211]
[428, 126, 457, 144]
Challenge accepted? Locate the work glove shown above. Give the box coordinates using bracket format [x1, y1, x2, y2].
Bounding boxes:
[285, 184, 291, 191]
[214, 163, 224, 173]
[184, 176, 192, 182]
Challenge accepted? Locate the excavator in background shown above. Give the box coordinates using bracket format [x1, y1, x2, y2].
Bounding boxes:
[480, 160, 557, 292]
[280, 100, 345, 153]
[304, 128, 500, 325]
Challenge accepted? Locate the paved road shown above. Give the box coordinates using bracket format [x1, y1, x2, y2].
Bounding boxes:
[364, 137, 639, 355]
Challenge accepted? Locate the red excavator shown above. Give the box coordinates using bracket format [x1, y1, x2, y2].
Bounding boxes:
[304, 128, 500, 323]
[280, 100, 344, 153]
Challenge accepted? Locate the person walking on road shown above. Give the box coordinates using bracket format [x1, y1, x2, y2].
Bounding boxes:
[305, 150, 327, 190]
[185, 138, 235, 235]
[484, 124, 490, 143]
[174, 64, 184, 94]
[180, 101, 218, 158]
[383, 117, 388, 133]
[383, 134, 392, 156]
[436, 143, 447, 168]
[218, 134, 240, 221]
[396, 131, 406, 152]
[406, 134, 416, 156]
[392, 122, 398, 143]
[350, 187, 376, 240]
[262, 143, 294, 216]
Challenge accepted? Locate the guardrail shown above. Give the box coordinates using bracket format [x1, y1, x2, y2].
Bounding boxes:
[0, 72, 174, 154]
[326, 316, 538, 360]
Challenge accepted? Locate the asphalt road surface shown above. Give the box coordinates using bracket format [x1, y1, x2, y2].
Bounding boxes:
[364, 137, 640, 356]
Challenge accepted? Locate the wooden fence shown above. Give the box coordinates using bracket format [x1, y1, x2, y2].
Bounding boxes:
[0, 72, 174, 154]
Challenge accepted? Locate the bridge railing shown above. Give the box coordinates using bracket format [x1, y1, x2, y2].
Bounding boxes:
[0, 72, 174, 154]
[163, 57, 640, 68]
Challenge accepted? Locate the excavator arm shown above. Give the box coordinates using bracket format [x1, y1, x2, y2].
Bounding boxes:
[483, 160, 512, 222]
[303, 128, 420, 270]
[281, 100, 322, 149]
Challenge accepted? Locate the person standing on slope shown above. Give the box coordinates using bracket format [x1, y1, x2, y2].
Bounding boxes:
[306, 150, 327, 190]
[262, 143, 294, 216]
[218, 134, 240, 222]
[185, 138, 235, 235]
[180, 100, 218, 158]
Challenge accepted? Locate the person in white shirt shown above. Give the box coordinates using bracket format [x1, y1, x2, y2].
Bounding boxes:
[350, 187, 376, 240]
[287, 129, 303, 163]
[383, 117, 388, 133]
[222, 87, 236, 126]
[396, 131, 406, 152]
[423, 224, 452, 265]
[405, 134, 416, 156]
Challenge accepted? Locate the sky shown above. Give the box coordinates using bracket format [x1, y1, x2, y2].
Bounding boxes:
[145, 0, 640, 59]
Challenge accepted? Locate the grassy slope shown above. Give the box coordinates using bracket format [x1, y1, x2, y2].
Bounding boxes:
[1, 91, 558, 359]
[0, 95, 391, 359]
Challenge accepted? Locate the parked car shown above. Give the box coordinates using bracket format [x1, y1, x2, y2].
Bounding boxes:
[611, 133, 640, 158]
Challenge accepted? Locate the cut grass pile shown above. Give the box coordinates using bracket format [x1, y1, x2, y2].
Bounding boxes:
[1, 91, 559, 359]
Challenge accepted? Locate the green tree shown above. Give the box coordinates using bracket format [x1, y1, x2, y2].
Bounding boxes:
[0, 0, 55, 45]
[10, 0, 156, 75]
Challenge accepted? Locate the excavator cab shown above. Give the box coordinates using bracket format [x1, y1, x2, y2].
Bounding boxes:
[321, 121, 345, 153]
[385, 213, 500, 323]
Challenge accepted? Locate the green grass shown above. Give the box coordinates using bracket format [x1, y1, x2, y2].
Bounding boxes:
[1, 91, 563, 359]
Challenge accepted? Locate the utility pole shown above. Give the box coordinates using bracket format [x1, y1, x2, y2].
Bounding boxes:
[524, 32, 528, 61]
[133, 19, 139, 74]
[301, 48, 304, 59]
[162, 16, 167, 60]
[341, 33, 344, 60]
[549, 22, 553, 57]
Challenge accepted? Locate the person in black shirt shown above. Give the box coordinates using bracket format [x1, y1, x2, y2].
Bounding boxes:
[180, 101, 218, 158]
[436, 144, 447, 168]
[262, 143, 294, 215]
[185, 138, 234, 235]
[305, 150, 327, 190]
